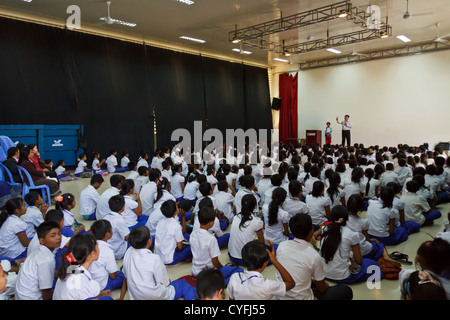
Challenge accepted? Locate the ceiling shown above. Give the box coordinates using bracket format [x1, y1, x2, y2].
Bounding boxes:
[0, 0, 449, 68]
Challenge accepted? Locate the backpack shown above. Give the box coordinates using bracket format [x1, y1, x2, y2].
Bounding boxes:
[377, 258, 402, 280]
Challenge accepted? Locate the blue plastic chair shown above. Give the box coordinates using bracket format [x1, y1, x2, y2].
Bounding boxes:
[0, 163, 22, 196]
[17, 166, 51, 205]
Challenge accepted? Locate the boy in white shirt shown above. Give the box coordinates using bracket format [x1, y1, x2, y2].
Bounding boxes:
[134, 166, 150, 194]
[154, 200, 192, 265]
[233, 175, 261, 215]
[380, 163, 400, 189]
[190, 206, 242, 283]
[89, 219, 124, 291]
[263, 174, 283, 206]
[21, 191, 48, 238]
[15, 221, 61, 300]
[80, 174, 104, 220]
[127, 161, 139, 182]
[119, 226, 197, 300]
[276, 213, 353, 300]
[106, 149, 119, 173]
[140, 169, 160, 217]
[96, 174, 125, 220]
[104, 195, 130, 259]
[226, 239, 295, 300]
[214, 180, 236, 223]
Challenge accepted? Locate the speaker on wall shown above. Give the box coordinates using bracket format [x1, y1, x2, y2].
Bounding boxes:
[271, 97, 282, 110]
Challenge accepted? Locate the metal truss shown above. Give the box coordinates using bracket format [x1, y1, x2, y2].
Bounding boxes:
[297, 41, 450, 70]
[243, 25, 392, 55]
[229, 0, 392, 55]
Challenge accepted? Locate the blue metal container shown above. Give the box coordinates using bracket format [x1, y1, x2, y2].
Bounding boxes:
[0, 125, 84, 166]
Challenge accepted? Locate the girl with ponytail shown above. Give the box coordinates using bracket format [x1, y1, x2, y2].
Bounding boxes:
[262, 187, 290, 246]
[0, 197, 29, 263]
[228, 194, 264, 267]
[318, 205, 380, 284]
[53, 233, 113, 300]
[120, 179, 146, 230]
[55, 193, 85, 234]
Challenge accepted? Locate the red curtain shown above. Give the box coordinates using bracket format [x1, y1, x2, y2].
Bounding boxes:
[278, 72, 298, 145]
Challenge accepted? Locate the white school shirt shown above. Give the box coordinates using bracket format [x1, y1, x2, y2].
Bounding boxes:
[55, 165, 65, 176]
[326, 188, 346, 209]
[226, 172, 237, 187]
[366, 199, 398, 237]
[134, 175, 149, 194]
[122, 195, 139, 228]
[275, 238, 324, 300]
[305, 195, 331, 226]
[193, 214, 223, 238]
[80, 185, 100, 217]
[395, 166, 412, 186]
[214, 190, 235, 222]
[127, 170, 139, 182]
[53, 266, 101, 300]
[96, 187, 120, 220]
[89, 240, 119, 290]
[170, 173, 185, 199]
[304, 177, 320, 195]
[320, 225, 360, 281]
[21, 206, 44, 238]
[104, 212, 131, 259]
[154, 217, 185, 265]
[228, 213, 264, 259]
[140, 181, 158, 216]
[190, 228, 221, 277]
[106, 155, 118, 173]
[122, 246, 175, 300]
[263, 185, 278, 206]
[137, 158, 149, 170]
[363, 177, 379, 199]
[15, 244, 55, 300]
[206, 174, 218, 188]
[234, 188, 261, 215]
[346, 215, 373, 256]
[92, 158, 101, 171]
[282, 195, 309, 218]
[262, 204, 290, 244]
[194, 195, 217, 213]
[0, 215, 28, 259]
[400, 192, 429, 225]
[425, 174, 440, 198]
[379, 171, 399, 188]
[62, 209, 75, 230]
[74, 160, 87, 174]
[227, 270, 286, 300]
[256, 178, 272, 205]
[161, 169, 172, 183]
[121, 156, 130, 168]
[146, 206, 165, 235]
[342, 177, 366, 202]
[183, 181, 199, 200]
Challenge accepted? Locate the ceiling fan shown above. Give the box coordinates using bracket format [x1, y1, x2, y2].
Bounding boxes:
[99, 1, 136, 27]
[349, 43, 368, 57]
[432, 23, 450, 43]
[402, 0, 434, 20]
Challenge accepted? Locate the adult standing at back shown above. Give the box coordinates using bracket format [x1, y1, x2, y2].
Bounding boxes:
[336, 115, 352, 147]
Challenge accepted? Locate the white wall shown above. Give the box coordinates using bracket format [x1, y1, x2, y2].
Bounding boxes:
[272, 49, 450, 148]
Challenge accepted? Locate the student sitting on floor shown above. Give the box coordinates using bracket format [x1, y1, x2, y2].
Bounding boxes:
[190, 206, 242, 283]
[79, 174, 104, 221]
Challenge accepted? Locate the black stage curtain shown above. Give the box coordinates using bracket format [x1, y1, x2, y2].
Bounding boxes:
[146, 47, 206, 151]
[201, 57, 246, 139]
[0, 17, 271, 161]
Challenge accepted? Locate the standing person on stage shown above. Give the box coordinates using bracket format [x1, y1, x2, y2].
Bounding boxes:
[336, 115, 352, 147]
[325, 122, 332, 145]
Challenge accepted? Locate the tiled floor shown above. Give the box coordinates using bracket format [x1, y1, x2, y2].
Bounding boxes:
[61, 172, 449, 300]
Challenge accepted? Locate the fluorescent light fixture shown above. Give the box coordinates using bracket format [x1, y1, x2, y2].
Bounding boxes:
[22, 0, 32, 2]
[179, 36, 206, 43]
[273, 58, 289, 63]
[326, 48, 342, 54]
[232, 48, 252, 54]
[176, 0, 195, 5]
[99, 17, 137, 27]
[396, 35, 411, 42]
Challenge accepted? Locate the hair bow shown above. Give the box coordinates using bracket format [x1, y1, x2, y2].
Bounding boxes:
[66, 252, 77, 263]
